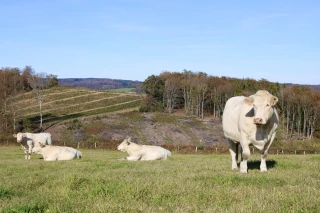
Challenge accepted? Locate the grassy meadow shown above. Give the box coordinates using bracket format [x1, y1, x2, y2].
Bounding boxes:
[0, 146, 319, 213]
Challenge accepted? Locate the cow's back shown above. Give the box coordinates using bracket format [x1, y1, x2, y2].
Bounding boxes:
[32, 133, 52, 146]
[142, 146, 169, 160]
[222, 96, 247, 142]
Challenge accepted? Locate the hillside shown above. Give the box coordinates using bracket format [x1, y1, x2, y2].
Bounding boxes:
[16, 86, 143, 131]
[15, 86, 227, 150]
[13, 86, 320, 153]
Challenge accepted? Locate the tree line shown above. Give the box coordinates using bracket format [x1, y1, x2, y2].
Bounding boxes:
[0, 66, 58, 142]
[141, 70, 320, 140]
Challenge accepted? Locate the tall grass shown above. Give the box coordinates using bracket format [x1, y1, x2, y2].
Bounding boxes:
[0, 146, 319, 213]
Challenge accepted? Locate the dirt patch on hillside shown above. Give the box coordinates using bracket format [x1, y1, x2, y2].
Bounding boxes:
[46, 112, 227, 152]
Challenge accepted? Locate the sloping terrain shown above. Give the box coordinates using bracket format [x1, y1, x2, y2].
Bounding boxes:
[16, 86, 143, 130]
[15, 86, 320, 153]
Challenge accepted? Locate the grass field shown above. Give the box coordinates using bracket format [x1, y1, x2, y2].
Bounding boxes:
[107, 88, 135, 92]
[0, 146, 319, 213]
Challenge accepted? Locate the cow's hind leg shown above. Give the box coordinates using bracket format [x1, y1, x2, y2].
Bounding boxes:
[228, 139, 238, 170]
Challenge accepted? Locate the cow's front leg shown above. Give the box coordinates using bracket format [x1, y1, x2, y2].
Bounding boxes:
[23, 149, 29, 160]
[121, 156, 140, 161]
[228, 139, 238, 170]
[240, 144, 250, 173]
[260, 151, 268, 172]
[260, 133, 275, 172]
[27, 146, 33, 160]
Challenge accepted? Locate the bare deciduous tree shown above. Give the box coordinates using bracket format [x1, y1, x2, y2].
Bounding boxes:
[28, 70, 48, 131]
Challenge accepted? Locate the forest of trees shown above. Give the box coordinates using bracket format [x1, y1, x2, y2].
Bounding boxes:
[141, 70, 320, 140]
[0, 66, 58, 142]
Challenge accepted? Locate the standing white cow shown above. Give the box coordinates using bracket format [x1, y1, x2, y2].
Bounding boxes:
[32, 144, 82, 161]
[117, 138, 171, 161]
[222, 90, 279, 173]
[13, 132, 52, 160]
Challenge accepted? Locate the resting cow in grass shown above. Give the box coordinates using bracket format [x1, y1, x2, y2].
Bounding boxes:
[222, 90, 279, 173]
[32, 144, 82, 161]
[117, 138, 171, 161]
[13, 132, 52, 160]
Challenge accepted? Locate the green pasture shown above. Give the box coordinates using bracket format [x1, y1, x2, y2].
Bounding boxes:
[0, 147, 319, 213]
[107, 88, 135, 92]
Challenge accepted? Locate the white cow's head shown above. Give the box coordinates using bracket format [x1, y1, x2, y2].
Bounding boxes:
[245, 90, 278, 125]
[13, 133, 24, 143]
[32, 143, 45, 154]
[117, 138, 131, 152]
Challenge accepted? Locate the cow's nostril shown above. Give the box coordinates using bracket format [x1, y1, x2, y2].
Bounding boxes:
[254, 118, 263, 124]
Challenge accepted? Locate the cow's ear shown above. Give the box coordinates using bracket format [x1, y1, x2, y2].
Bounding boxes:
[271, 96, 278, 106]
[40, 143, 45, 148]
[127, 142, 130, 145]
[13, 134, 17, 138]
[244, 97, 254, 106]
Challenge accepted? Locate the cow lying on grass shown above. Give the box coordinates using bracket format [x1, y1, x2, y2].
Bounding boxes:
[32, 144, 82, 161]
[13, 132, 52, 160]
[117, 138, 171, 161]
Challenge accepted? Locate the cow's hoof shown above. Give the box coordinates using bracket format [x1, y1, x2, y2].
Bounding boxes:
[232, 167, 238, 170]
[260, 168, 268, 172]
[240, 169, 248, 174]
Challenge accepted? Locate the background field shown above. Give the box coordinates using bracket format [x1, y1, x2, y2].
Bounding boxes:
[16, 86, 143, 130]
[0, 146, 319, 213]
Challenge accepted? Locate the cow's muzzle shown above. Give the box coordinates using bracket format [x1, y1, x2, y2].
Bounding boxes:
[253, 118, 263, 125]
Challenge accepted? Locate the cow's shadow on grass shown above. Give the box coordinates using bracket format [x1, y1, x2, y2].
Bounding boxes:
[237, 160, 277, 170]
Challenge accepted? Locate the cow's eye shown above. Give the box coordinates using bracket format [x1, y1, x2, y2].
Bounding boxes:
[266, 104, 270, 107]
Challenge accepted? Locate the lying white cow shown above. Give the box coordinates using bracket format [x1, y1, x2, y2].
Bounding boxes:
[32, 144, 82, 161]
[13, 132, 52, 160]
[222, 90, 279, 173]
[117, 138, 171, 161]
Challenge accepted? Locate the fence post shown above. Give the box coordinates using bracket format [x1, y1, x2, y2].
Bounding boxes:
[295, 150, 296, 155]
[304, 151, 306, 155]
[77, 142, 80, 149]
[277, 150, 279, 155]
[281, 150, 284, 155]
[215, 147, 218, 153]
[95, 142, 97, 149]
[195, 147, 198, 152]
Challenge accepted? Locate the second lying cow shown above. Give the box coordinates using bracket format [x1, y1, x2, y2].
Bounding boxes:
[32, 144, 82, 161]
[117, 138, 171, 161]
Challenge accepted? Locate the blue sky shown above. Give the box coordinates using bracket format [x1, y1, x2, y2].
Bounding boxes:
[1, 0, 319, 84]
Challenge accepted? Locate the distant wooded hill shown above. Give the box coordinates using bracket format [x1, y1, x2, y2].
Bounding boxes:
[58, 78, 143, 90]
[286, 84, 320, 92]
